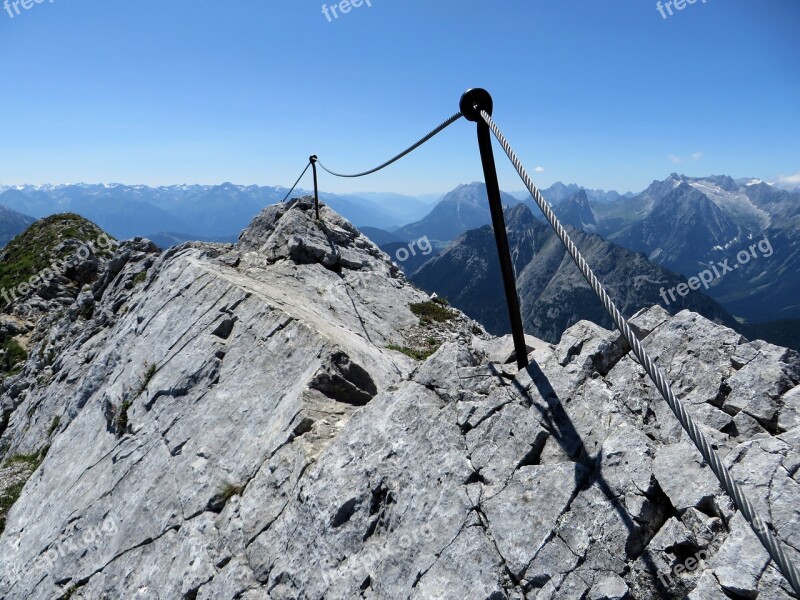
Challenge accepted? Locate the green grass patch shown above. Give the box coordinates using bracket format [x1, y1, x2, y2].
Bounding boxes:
[4, 445, 48, 470]
[409, 301, 454, 323]
[0, 410, 9, 439]
[0, 446, 50, 532]
[115, 400, 132, 436]
[1, 338, 27, 374]
[0, 481, 25, 534]
[58, 584, 80, 600]
[47, 416, 61, 437]
[218, 481, 245, 505]
[136, 362, 157, 396]
[0, 213, 113, 300]
[387, 344, 440, 361]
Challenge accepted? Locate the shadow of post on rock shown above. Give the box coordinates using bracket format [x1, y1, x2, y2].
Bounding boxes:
[511, 359, 675, 598]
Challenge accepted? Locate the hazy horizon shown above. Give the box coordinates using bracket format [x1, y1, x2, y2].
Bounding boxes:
[2, 172, 799, 199]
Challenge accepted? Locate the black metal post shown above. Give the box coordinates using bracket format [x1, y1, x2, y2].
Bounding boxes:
[309, 155, 320, 220]
[460, 89, 529, 369]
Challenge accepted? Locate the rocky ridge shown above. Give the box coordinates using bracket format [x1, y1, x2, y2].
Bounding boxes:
[0, 198, 797, 599]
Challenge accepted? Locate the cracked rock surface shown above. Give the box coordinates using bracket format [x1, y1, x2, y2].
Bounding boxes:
[0, 197, 799, 599]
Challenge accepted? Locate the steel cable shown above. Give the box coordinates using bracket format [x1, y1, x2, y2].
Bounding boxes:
[478, 107, 800, 596]
[282, 161, 312, 202]
[316, 112, 463, 178]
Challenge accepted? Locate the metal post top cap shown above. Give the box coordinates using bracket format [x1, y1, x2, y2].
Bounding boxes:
[460, 88, 493, 122]
[309, 155, 318, 162]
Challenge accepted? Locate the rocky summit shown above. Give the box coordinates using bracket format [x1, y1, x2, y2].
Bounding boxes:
[0, 197, 799, 599]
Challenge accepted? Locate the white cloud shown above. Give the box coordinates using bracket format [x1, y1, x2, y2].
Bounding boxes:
[668, 152, 703, 165]
[533, 166, 545, 173]
[776, 172, 800, 189]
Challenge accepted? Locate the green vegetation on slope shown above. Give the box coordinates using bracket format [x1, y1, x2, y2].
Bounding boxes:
[1, 338, 27, 374]
[0, 481, 25, 534]
[409, 300, 455, 323]
[386, 343, 441, 361]
[0, 448, 49, 533]
[0, 213, 114, 297]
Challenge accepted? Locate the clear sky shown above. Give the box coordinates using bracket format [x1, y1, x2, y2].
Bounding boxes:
[0, 0, 798, 195]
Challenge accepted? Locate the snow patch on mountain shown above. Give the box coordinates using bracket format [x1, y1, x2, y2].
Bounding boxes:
[688, 179, 772, 230]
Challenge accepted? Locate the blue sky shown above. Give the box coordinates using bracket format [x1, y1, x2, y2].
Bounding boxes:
[0, 0, 798, 195]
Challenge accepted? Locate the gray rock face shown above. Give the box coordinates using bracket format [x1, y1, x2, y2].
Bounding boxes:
[0, 198, 798, 599]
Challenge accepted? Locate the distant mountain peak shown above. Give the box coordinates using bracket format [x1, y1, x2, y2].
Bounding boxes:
[553, 189, 596, 232]
[504, 202, 537, 229]
[392, 183, 522, 243]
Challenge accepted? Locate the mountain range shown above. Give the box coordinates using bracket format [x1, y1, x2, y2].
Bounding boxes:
[510, 182, 632, 205]
[1, 173, 797, 340]
[388, 182, 623, 245]
[412, 203, 738, 343]
[0, 205, 35, 248]
[391, 183, 522, 243]
[365, 176, 799, 336]
[0, 184, 440, 243]
[564, 175, 800, 323]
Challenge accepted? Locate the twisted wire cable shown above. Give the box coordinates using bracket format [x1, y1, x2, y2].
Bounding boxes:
[316, 112, 463, 178]
[281, 161, 312, 202]
[477, 107, 800, 596]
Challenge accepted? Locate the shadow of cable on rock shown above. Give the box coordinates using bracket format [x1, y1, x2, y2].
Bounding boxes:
[512, 359, 677, 598]
[315, 216, 375, 346]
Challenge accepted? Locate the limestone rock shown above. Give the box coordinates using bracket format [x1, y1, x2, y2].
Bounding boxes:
[0, 201, 798, 599]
